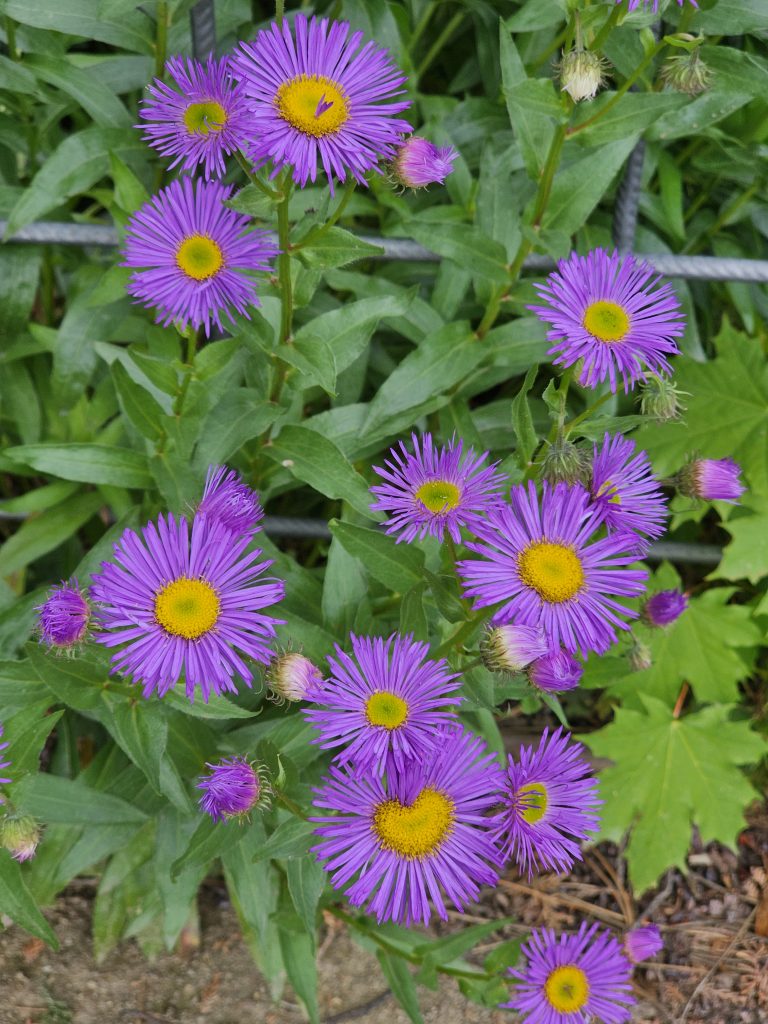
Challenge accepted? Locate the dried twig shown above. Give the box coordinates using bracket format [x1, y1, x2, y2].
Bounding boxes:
[677, 908, 756, 1023]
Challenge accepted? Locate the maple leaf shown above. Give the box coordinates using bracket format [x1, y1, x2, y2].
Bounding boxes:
[586, 695, 765, 893]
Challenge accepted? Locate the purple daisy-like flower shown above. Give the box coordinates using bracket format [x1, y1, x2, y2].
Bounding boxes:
[303, 633, 462, 775]
[312, 725, 503, 925]
[139, 54, 250, 179]
[530, 249, 685, 393]
[527, 649, 583, 694]
[679, 457, 745, 504]
[0, 723, 11, 800]
[458, 481, 648, 657]
[492, 728, 600, 878]
[590, 432, 667, 547]
[503, 922, 635, 1024]
[198, 465, 263, 537]
[197, 757, 264, 822]
[231, 14, 412, 191]
[642, 588, 688, 627]
[89, 513, 285, 702]
[624, 923, 663, 963]
[371, 433, 507, 545]
[392, 136, 457, 189]
[266, 652, 323, 703]
[37, 580, 90, 649]
[122, 178, 278, 336]
[482, 624, 551, 675]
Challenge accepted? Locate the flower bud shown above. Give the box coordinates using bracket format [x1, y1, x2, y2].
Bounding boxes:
[541, 437, 591, 487]
[527, 649, 583, 694]
[196, 757, 270, 823]
[628, 639, 652, 673]
[481, 626, 550, 675]
[0, 815, 41, 862]
[660, 50, 712, 97]
[36, 580, 90, 650]
[266, 653, 322, 703]
[638, 374, 687, 423]
[642, 589, 688, 628]
[624, 924, 663, 964]
[558, 48, 610, 103]
[392, 137, 457, 190]
[676, 458, 745, 504]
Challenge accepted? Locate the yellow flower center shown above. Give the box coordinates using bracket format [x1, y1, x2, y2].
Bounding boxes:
[176, 234, 224, 281]
[517, 782, 548, 824]
[365, 691, 409, 730]
[517, 542, 585, 603]
[596, 479, 622, 504]
[183, 99, 227, 135]
[276, 74, 349, 137]
[544, 965, 590, 1013]
[415, 480, 462, 514]
[583, 300, 630, 343]
[154, 577, 220, 639]
[373, 787, 455, 859]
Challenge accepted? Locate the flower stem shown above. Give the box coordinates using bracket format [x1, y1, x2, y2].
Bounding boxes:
[277, 178, 293, 345]
[275, 0, 285, 26]
[568, 41, 666, 137]
[590, 3, 622, 52]
[434, 610, 486, 660]
[276, 792, 307, 820]
[563, 391, 613, 435]
[295, 179, 356, 248]
[416, 10, 465, 83]
[235, 151, 282, 200]
[154, 0, 169, 79]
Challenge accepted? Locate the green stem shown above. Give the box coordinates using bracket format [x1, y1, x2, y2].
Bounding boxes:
[416, 10, 465, 82]
[564, 391, 612, 435]
[410, 1, 437, 54]
[276, 792, 307, 820]
[275, 0, 285, 26]
[154, 0, 169, 78]
[434, 610, 486, 660]
[568, 41, 666, 137]
[590, 3, 622, 51]
[173, 328, 198, 417]
[5, 16, 18, 60]
[296, 179, 355, 248]
[277, 179, 293, 345]
[682, 180, 761, 254]
[235, 151, 282, 200]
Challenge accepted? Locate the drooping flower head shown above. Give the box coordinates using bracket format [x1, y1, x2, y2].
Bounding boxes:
[642, 589, 688, 628]
[623, 923, 663, 964]
[0, 815, 41, 863]
[0, 723, 11, 801]
[139, 54, 250, 179]
[312, 726, 503, 925]
[231, 14, 411, 191]
[266, 652, 323, 703]
[530, 249, 684, 393]
[197, 757, 268, 822]
[198, 465, 263, 537]
[638, 373, 687, 422]
[589, 432, 667, 547]
[303, 633, 462, 775]
[481, 625, 550, 676]
[392, 137, 457, 189]
[90, 513, 285, 702]
[371, 433, 507, 545]
[527, 649, 583, 694]
[677, 457, 745, 504]
[458, 481, 648, 657]
[122, 178, 278, 335]
[36, 580, 90, 649]
[660, 49, 712, 97]
[503, 922, 635, 1024]
[492, 728, 600, 878]
[559, 48, 610, 103]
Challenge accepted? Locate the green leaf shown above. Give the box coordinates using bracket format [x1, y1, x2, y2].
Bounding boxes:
[400, 583, 429, 641]
[5, 0, 153, 53]
[0, 490, 102, 576]
[322, 535, 369, 635]
[0, 852, 59, 947]
[274, 338, 337, 396]
[14, 774, 148, 825]
[542, 137, 638, 236]
[500, 24, 562, 176]
[511, 364, 539, 467]
[588, 696, 765, 893]
[194, 391, 279, 468]
[0, 245, 42, 343]
[252, 817, 316, 862]
[570, 93, 687, 147]
[5, 444, 153, 489]
[405, 222, 509, 285]
[377, 951, 424, 1024]
[109, 151, 149, 212]
[24, 54, 131, 127]
[279, 927, 320, 1024]
[298, 226, 384, 268]
[714, 500, 768, 584]
[413, 919, 512, 967]
[27, 643, 108, 710]
[170, 816, 246, 881]
[2, 706, 63, 776]
[99, 694, 168, 798]
[162, 689, 258, 720]
[286, 856, 326, 945]
[52, 286, 131, 408]
[329, 520, 425, 592]
[266, 425, 374, 519]
[112, 361, 167, 442]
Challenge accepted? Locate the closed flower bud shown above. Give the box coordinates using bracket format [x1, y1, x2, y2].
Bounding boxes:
[527, 649, 583, 693]
[638, 374, 687, 423]
[0, 815, 41, 862]
[660, 50, 712, 97]
[541, 437, 591, 487]
[624, 924, 663, 963]
[628, 638, 652, 673]
[196, 757, 270, 822]
[558, 48, 610, 102]
[36, 580, 90, 650]
[266, 652, 322, 703]
[481, 625, 550, 675]
[392, 137, 458, 190]
[642, 589, 688, 627]
[676, 458, 745, 504]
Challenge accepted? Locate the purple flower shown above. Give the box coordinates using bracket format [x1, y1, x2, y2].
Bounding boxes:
[122, 178, 278, 336]
[312, 726, 503, 925]
[303, 633, 462, 775]
[231, 14, 411, 191]
[198, 465, 263, 537]
[266, 652, 323, 702]
[590, 432, 667, 547]
[503, 922, 635, 1024]
[37, 580, 90, 649]
[0, 723, 11, 800]
[492, 728, 600, 878]
[528, 649, 583, 694]
[642, 589, 688, 628]
[623, 0, 696, 10]
[89, 513, 285, 702]
[458, 481, 648, 657]
[392, 137, 457, 189]
[482, 625, 550, 675]
[679, 458, 745, 504]
[623, 924, 663, 964]
[197, 757, 265, 822]
[139, 54, 250, 179]
[530, 249, 684, 393]
[370, 433, 507, 545]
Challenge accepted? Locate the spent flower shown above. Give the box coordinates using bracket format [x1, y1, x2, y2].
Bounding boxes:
[559, 48, 610, 102]
[638, 374, 688, 422]
[660, 49, 712, 96]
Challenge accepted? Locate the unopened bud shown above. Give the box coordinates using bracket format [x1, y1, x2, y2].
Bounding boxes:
[196, 757, 271, 823]
[638, 374, 688, 423]
[36, 580, 90, 651]
[0, 815, 41, 862]
[642, 589, 688, 628]
[481, 625, 549, 675]
[541, 438, 591, 487]
[558, 48, 610, 103]
[659, 50, 713, 97]
[628, 639, 652, 673]
[392, 137, 458, 190]
[624, 924, 663, 964]
[527, 649, 583, 694]
[266, 653, 322, 703]
[675, 458, 745, 504]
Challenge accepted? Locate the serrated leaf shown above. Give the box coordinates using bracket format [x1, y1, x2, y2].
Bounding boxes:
[588, 696, 765, 893]
[329, 520, 425, 593]
[715, 503, 768, 584]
